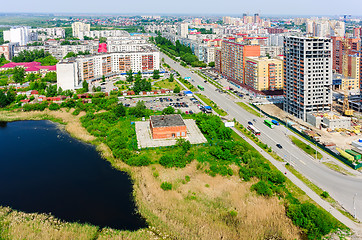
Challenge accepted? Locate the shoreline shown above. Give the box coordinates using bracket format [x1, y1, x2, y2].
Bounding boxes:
[0, 108, 324, 240]
[0, 109, 160, 239]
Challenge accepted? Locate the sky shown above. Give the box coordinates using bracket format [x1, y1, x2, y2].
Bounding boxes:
[1, 0, 362, 16]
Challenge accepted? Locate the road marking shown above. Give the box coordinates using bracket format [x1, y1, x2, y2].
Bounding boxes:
[299, 160, 306, 165]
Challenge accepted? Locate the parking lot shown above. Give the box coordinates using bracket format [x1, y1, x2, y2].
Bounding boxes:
[119, 95, 203, 114]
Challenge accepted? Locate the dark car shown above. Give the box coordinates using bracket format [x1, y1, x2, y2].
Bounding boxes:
[204, 80, 207, 83]
[248, 121, 253, 125]
[276, 144, 283, 149]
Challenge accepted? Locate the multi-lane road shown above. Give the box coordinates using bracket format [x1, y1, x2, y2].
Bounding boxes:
[161, 52, 362, 222]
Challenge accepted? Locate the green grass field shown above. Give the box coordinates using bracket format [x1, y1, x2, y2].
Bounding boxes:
[195, 93, 227, 116]
[236, 102, 263, 117]
[288, 136, 323, 160]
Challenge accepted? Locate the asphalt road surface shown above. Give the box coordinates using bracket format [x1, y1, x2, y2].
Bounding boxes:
[161, 52, 362, 221]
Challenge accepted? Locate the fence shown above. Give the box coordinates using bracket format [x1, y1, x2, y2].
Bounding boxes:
[251, 103, 362, 170]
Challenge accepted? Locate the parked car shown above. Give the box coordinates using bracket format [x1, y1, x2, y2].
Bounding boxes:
[248, 121, 253, 125]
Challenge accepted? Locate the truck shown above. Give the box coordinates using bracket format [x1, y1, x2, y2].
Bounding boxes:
[271, 120, 280, 126]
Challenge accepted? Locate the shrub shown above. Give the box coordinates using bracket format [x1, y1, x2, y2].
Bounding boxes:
[126, 154, 151, 166]
[72, 108, 81, 115]
[160, 181, 172, 191]
[286, 203, 341, 239]
[251, 180, 273, 197]
[321, 191, 329, 198]
[48, 103, 60, 111]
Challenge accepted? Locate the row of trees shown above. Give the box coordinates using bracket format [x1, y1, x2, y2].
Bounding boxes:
[152, 35, 206, 67]
[63, 51, 91, 59]
[12, 49, 58, 66]
[11, 67, 56, 84]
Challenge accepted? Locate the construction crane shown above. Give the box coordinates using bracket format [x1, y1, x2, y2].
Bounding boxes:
[329, 20, 354, 116]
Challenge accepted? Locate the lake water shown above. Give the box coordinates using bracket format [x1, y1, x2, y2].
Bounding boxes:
[0, 120, 146, 230]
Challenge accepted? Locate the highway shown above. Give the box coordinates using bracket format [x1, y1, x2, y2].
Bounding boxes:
[161, 52, 362, 221]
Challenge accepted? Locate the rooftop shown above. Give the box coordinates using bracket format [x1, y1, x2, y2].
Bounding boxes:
[150, 114, 186, 128]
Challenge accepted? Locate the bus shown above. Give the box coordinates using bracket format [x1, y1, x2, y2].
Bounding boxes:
[264, 119, 275, 129]
[197, 85, 204, 91]
[247, 125, 261, 135]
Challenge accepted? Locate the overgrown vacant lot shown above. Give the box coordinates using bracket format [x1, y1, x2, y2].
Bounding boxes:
[0, 100, 346, 239]
[131, 162, 301, 240]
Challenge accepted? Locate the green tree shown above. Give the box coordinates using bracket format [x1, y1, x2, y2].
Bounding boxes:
[162, 106, 175, 115]
[135, 71, 142, 81]
[82, 80, 89, 92]
[173, 86, 180, 93]
[113, 104, 126, 117]
[152, 69, 160, 79]
[63, 51, 77, 59]
[129, 101, 147, 117]
[26, 73, 38, 82]
[102, 75, 106, 83]
[6, 88, 16, 105]
[99, 37, 107, 43]
[208, 62, 215, 68]
[0, 90, 8, 107]
[13, 67, 25, 83]
[43, 72, 57, 82]
[37, 55, 58, 66]
[168, 73, 174, 82]
[46, 84, 57, 97]
[126, 70, 134, 82]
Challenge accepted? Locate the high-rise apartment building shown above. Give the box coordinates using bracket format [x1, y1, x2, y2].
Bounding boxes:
[3, 27, 29, 46]
[219, 41, 260, 83]
[331, 36, 361, 76]
[177, 23, 189, 38]
[72, 22, 91, 38]
[245, 56, 283, 91]
[283, 37, 332, 121]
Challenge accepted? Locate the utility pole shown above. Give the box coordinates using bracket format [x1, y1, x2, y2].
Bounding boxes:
[353, 193, 357, 219]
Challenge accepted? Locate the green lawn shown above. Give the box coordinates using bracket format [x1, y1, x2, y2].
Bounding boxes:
[236, 102, 263, 117]
[153, 79, 183, 91]
[195, 93, 227, 116]
[288, 136, 323, 160]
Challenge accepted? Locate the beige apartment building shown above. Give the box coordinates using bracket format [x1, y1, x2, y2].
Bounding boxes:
[72, 22, 90, 38]
[244, 56, 283, 91]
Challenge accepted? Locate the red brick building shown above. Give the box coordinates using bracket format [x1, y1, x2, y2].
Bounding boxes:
[150, 115, 187, 139]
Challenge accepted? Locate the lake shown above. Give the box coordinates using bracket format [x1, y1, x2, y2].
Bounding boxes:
[0, 120, 146, 230]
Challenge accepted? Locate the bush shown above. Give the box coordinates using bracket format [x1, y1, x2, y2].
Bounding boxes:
[72, 108, 81, 115]
[321, 191, 329, 198]
[126, 154, 151, 166]
[160, 181, 172, 191]
[287, 203, 341, 239]
[48, 103, 60, 111]
[251, 180, 273, 197]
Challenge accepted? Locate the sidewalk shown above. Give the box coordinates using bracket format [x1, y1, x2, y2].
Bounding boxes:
[231, 127, 362, 237]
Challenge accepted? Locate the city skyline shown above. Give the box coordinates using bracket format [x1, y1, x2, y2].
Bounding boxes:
[1, 0, 362, 16]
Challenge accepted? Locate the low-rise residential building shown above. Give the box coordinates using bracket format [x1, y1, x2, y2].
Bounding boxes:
[0, 62, 56, 76]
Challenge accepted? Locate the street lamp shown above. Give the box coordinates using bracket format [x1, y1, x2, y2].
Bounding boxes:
[353, 193, 358, 219]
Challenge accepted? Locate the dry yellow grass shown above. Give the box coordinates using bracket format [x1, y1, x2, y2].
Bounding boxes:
[0, 109, 303, 240]
[132, 162, 302, 240]
[0, 206, 98, 240]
